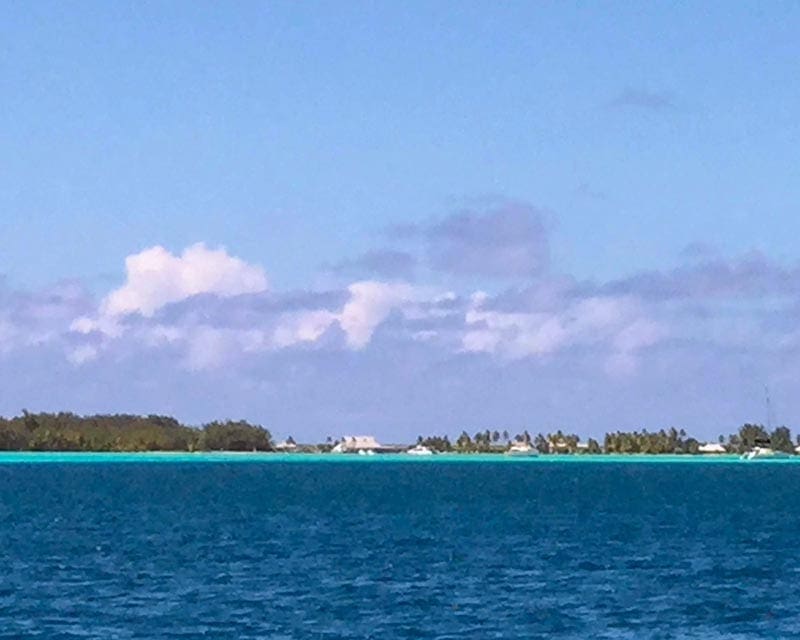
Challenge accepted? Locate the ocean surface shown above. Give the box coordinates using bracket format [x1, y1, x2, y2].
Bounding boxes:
[2, 455, 800, 639]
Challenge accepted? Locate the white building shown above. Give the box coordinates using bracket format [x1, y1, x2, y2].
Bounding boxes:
[698, 442, 727, 454]
[331, 435, 382, 453]
[274, 439, 298, 452]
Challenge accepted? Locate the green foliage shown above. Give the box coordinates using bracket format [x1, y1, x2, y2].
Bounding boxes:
[418, 435, 452, 452]
[198, 420, 272, 451]
[769, 426, 793, 453]
[546, 430, 581, 454]
[455, 431, 473, 452]
[728, 423, 769, 454]
[1, 413, 794, 456]
[603, 424, 795, 455]
[604, 428, 690, 454]
[0, 412, 272, 452]
[585, 438, 602, 454]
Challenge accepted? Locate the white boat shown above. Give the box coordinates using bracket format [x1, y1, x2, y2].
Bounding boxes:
[406, 444, 434, 456]
[741, 389, 792, 460]
[506, 441, 538, 457]
[741, 445, 790, 460]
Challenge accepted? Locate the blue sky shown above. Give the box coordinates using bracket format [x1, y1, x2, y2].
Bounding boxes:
[2, 3, 800, 440]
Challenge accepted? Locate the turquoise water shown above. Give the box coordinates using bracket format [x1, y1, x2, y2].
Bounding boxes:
[1, 452, 798, 464]
[2, 456, 800, 638]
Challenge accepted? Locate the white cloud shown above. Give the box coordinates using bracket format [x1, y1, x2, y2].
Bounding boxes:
[272, 310, 337, 349]
[182, 326, 267, 371]
[102, 243, 269, 317]
[70, 315, 123, 338]
[8, 231, 800, 438]
[462, 293, 665, 372]
[269, 281, 424, 351]
[67, 344, 99, 365]
[338, 281, 416, 348]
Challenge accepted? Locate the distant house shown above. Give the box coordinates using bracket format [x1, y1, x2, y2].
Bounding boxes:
[698, 442, 727, 454]
[331, 435, 382, 453]
[274, 439, 298, 452]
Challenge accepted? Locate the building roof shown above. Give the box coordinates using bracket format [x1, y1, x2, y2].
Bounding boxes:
[698, 442, 727, 453]
[332, 435, 382, 452]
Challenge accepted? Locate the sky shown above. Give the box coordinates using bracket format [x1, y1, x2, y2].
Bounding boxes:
[2, 2, 800, 441]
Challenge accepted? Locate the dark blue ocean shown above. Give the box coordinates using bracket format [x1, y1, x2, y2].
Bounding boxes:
[2, 457, 800, 639]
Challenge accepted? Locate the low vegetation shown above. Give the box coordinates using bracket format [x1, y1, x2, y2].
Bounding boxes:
[0, 412, 795, 454]
[0, 411, 272, 452]
[417, 424, 794, 454]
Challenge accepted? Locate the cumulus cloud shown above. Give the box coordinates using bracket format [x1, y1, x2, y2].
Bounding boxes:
[102, 243, 269, 317]
[272, 309, 340, 349]
[338, 281, 418, 348]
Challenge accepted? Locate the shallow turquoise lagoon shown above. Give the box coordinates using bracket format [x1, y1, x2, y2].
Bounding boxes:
[0, 451, 797, 464]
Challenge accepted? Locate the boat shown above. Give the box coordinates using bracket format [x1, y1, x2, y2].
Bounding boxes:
[506, 441, 538, 457]
[357, 449, 376, 456]
[741, 438, 790, 460]
[741, 389, 792, 460]
[406, 444, 434, 456]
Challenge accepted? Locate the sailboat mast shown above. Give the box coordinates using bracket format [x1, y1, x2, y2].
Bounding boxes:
[765, 385, 772, 433]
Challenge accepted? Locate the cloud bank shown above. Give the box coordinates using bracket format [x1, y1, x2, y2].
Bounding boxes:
[2, 207, 799, 441]
[396, 203, 550, 278]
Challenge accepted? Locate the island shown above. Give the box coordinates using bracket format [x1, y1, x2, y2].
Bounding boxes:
[0, 412, 798, 456]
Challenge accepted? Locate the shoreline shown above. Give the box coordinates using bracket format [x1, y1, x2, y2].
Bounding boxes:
[0, 451, 797, 464]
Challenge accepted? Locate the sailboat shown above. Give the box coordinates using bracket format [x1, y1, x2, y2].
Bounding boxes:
[741, 438, 790, 460]
[741, 387, 792, 460]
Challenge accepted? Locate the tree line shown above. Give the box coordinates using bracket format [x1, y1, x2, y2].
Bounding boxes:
[416, 424, 798, 454]
[0, 412, 272, 452]
[0, 412, 795, 454]
[417, 430, 602, 454]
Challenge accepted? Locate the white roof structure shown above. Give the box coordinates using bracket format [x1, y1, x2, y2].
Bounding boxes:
[331, 435, 381, 452]
[274, 440, 298, 451]
[698, 442, 727, 454]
